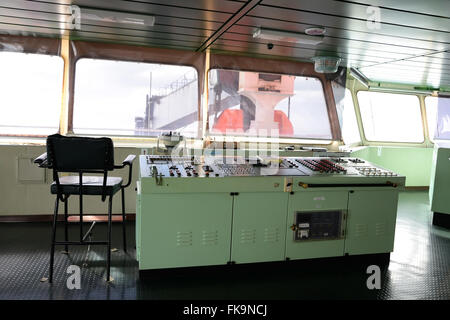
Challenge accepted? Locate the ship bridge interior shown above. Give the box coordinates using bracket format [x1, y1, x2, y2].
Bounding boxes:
[0, 0, 449, 304]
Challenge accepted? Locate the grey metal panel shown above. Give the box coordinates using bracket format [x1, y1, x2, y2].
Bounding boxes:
[6, 0, 247, 12]
[0, 16, 208, 44]
[0, 0, 234, 22]
[0, 7, 69, 21]
[362, 73, 450, 87]
[0, 23, 200, 50]
[212, 37, 405, 64]
[196, 0, 262, 52]
[0, 23, 64, 38]
[209, 40, 377, 68]
[244, 7, 450, 43]
[421, 51, 450, 60]
[359, 51, 450, 69]
[70, 33, 199, 51]
[405, 56, 450, 67]
[0, 4, 225, 36]
[69, 29, 202, 48]
[360, 59, 450, 72]
[0, 0, 448, 90]
[73, 0, 245, 13]
[330, 0, 450, 18]
[261, 0, 450, 31]
[221, 29, 429, 59]
[228, 23, 449, 52]
[360, 65, 450, 86]
[0, 0, 69, 14]
[71, 0, 232, 23]
[362, 66, 450, 80]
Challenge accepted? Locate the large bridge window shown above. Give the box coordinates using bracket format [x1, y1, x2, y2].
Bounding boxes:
[425, 96, 450, 141]
[357, 91, 423, 143]
[333, 83, 360, 145]
[0, 52, 63, 136]
[207, 69, 332, 140]
[73, 58, 198, 137]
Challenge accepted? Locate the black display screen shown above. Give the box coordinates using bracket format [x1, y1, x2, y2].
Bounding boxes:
[294, 211, 343, 241]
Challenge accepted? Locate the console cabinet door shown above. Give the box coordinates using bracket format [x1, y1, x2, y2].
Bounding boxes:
[345, 189, 398, 255]
[138, 193, 233, 270]
[286, 190, 348, 260]
[231, 193, 289, 264]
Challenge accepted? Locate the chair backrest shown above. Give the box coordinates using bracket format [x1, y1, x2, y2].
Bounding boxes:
[46, 134, 114, 172]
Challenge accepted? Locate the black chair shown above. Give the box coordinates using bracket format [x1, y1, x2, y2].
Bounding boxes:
[34, 134, 136, 283]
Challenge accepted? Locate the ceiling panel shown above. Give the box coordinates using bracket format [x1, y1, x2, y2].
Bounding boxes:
[331, 0, 450, 18]
[0, 7, 224, 32]
[0, 0, 448, 88]
[232, 19, 450, 51]
[71, 0, 232, 23]
[0, 0, 236, 51]
[222, 28, 433, 59]
[210, 38, 391, 66]
[0, 17, 206, 44]
[362, 69, 450, 86]
[237, 0, 450, 87]
[0, 14, 216, 39]
[246, 6, 450, 43]
[261, 0, 449, 32]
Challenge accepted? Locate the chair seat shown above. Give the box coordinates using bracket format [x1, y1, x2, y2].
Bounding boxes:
[51, 176, 123, 195]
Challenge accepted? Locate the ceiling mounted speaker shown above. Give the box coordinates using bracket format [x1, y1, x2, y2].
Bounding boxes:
[311, 56, 341, 73]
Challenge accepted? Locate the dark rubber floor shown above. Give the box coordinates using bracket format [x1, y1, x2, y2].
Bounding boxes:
[0, 191, 449, 300]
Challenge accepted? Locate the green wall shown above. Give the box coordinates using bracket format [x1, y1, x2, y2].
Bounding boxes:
[351, 146, 433, 187]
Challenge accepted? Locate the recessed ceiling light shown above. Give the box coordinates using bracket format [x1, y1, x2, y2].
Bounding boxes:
[305, 27, 326, 36]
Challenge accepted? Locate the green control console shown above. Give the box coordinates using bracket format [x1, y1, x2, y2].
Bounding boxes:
[136, 155, 405, 270]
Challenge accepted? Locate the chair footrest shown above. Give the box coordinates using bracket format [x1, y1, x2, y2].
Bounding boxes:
[67, 215, 124, 223]
[54, 241, 109, 245]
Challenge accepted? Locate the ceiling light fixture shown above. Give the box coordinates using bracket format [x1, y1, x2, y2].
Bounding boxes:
[312, 56, 341, 73]
[253, 27, 324, 45]
[80, 8, 155, 26]
[305, 27, 326, 36]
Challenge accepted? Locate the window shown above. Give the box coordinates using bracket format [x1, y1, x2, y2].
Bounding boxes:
[207, 69, 332, 139]
[357, 91, 423, 143]
[73, 59, 198, 137]
[425, 96, 450, 141]
[0, 52, 63, 135]
[333, 84, 360, 145]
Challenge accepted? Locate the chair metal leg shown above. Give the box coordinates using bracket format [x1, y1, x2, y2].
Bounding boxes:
[106, 195, 113, 282]
[79, 192, 83, 242]
[49, 196, 59, 283]
[64, 196, 69, 253]
[121, 188, 127, 253]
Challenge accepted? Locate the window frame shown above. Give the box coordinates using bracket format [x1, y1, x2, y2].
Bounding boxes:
[424, 95, 450, 142]
[71, 56, 200, 139]
[337, 87, 361, 146]
[0, 51, 65, 138]
[356, 89, 425, 144]
[67, 41, 205, 141]
[205, 66, 335, 144]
